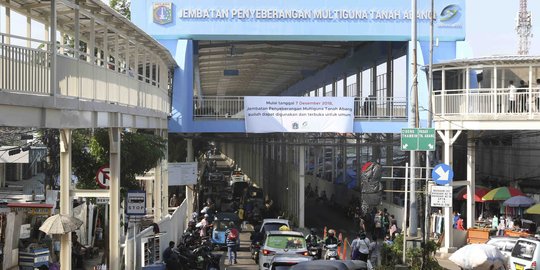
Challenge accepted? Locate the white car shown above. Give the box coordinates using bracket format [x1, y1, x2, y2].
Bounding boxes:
[259, 231, 309, 270]
[509, 238, 540, 270]
[260, 219, 290, 234]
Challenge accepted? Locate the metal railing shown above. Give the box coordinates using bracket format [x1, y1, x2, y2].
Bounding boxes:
[0, 33, 51, 94]
[433, 88, 540, 117]
[194, 96, 407, 120]
[0, 32, 170, 114]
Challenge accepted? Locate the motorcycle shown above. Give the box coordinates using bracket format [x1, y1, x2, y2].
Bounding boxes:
[250, 241, 261, 264]
[308, 242, 323, 260]
[176, 240, 220, 270]
[324, 244, 339, 260]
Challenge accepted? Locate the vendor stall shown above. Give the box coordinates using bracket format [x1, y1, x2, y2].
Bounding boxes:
[7, 203, 54, 269]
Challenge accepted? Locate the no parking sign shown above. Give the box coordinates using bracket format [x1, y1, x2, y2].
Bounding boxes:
[95, 165, 110, 189]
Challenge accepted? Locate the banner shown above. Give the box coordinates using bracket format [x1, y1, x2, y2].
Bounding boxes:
[244, 96, 354, 133]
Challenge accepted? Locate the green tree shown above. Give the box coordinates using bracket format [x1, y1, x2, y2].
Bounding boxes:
[41, 129, 166, 191]
[110, 0, 131, 19]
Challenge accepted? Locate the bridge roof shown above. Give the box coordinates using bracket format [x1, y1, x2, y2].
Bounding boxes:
[3, 0, 176, 67]
[433, 55, 540, 68]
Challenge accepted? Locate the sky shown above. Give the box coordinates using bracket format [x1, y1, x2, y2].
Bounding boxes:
[466, 0, 540, 56]
[2, 0, 540, 57]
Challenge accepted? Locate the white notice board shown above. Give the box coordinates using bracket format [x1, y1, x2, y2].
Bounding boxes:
[168, 162, 198, 185]
[431, 185, 453, 207]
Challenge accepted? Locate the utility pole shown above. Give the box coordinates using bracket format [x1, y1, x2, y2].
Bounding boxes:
[422, 1, 435, 269]
[409, 0, 419, 237]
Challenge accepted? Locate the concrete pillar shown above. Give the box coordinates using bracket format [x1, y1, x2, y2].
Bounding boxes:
[109, 128, 121, 270]
[299, 141, 305, 228]
[59, 129, 72, 268]
[186, 139, 194, 215]
[466, 131, 476, 229]
[0, 164, 5, 188]
[160, 130, 168, 218]
[437, 129, 461, 253]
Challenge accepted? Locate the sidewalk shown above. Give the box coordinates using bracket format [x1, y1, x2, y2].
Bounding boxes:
[437, 255, 461, 270]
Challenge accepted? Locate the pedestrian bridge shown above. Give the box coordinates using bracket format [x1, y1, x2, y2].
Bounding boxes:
[0, 0, 176, 129]
[0, 1, 176, 269]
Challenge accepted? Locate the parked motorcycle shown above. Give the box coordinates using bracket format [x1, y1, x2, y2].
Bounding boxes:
[175, 239, 220, 270]
[324, 244, 339, 260]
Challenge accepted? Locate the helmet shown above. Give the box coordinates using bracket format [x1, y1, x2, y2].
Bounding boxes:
[310, 228, 317, 235]
[327, 229, 335, 236]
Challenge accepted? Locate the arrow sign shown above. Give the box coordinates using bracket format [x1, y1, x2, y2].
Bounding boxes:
[428, 143, 434, 149]
[403, 144, 408, 149]
[432, 163, 454, 185]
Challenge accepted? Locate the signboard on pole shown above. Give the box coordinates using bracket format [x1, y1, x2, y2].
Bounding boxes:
[432, 163, 454, 186]
[95, 165, 110, 189]
[168, 162, 198, 185]
[400, 128, 436, 151]
[96, 198, 109, 205]
[430, 185, 453, 207]
[126, 190, 146, 216]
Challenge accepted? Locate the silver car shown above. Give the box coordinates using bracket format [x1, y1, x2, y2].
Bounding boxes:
[269, 254, 313, 270]
[259, 231, 309, 270]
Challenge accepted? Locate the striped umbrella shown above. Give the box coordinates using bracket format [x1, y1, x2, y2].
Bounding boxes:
[482, 186, 525, 201]
[525, 204, 540, 215]
[455, 186, 490, 202]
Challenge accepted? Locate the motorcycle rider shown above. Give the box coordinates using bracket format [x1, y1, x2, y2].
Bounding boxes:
[306, 228, 321, 245]
[323, 229, 340, 260]
[324, 229, 340, 246]
[305, 228, 322, 259]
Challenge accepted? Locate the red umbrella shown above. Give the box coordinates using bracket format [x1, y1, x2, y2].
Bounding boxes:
[455, 186, 491, 202]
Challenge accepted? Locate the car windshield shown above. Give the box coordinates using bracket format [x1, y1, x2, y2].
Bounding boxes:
[266, 235, 306, 249]
[214, 220, 234, 231]
[511, 240, 537, 261]
[263, 223, 288, 233]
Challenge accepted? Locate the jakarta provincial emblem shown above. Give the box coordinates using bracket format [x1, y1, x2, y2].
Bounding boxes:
[153, 3, 173, 25]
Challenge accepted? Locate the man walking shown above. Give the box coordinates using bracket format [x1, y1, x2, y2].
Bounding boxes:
[226, 221, 239, 265]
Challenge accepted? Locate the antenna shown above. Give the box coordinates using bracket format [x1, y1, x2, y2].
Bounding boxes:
[516, 0, 533, 55]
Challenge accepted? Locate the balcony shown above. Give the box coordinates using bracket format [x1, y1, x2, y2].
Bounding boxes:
[431, 56, 540, 129]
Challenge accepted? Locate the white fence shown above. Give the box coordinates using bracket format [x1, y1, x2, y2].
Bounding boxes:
[194, 96, 407, 120]
[128, 199, 187, 269]
[433, 88, 540, 116]
[0, 33, 170, 114]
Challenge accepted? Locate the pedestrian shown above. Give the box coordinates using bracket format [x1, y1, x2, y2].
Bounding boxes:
[356, 232, 371, 263]
[497, 217, 506, 236]
[225, 221, 239, 265]
[163, 241, 179, 270]
[169, 194, 179, 207]
[369, 235, 381, 267]
[491, 214, 499, 231]
[373, 210, 383, 239]
[456, 216, 465, 231]
[519, 80, 528, 112]
[350, 233, 362, 260]
[197, 214, 210, 237]
[508, 80, 517, 113]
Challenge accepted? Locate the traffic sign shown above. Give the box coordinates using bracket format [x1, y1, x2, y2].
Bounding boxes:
[95, 165, 110, 189]
[401, 128, 436, 151]
[126, 190, 146, 216]
[431, 186, 453, 207]
[401, 128, 418, 151]
[418, 128, 436, 151]
[432, 163, 454, 185]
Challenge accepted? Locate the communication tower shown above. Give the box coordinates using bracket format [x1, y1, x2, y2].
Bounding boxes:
[516, 0, 533, 55]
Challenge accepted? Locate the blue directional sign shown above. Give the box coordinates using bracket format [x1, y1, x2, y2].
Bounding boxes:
[432, 163, 454, 185]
